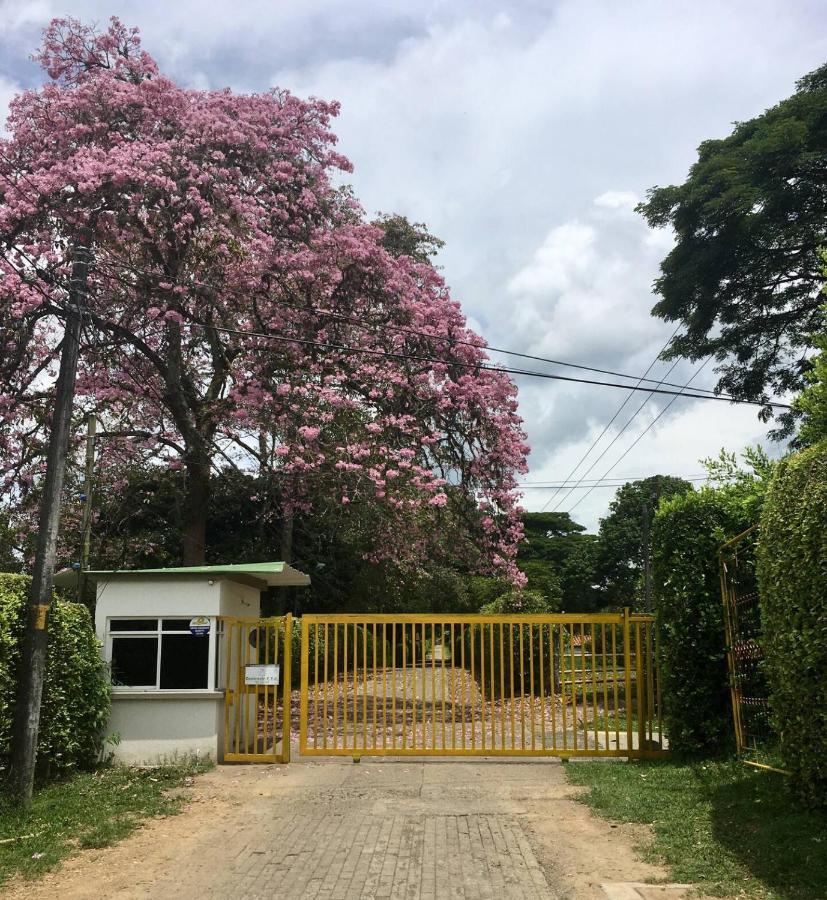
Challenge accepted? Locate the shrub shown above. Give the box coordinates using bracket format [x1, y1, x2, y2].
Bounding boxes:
[652, 490, 750, 756]
[757, 440, 827, 806]
[0, 574, 110, 775]
[462, 590, 557, 697]
[289, 619, 390, 689]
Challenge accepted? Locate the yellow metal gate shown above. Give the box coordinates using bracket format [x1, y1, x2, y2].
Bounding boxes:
[221, 615, 293, 763]
[298, 612, 666, 759]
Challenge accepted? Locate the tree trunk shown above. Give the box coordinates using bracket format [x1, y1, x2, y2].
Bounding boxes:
[181, 454, 210, 565]
[280, 512, 294, 564]
[10, 244, 88, 806]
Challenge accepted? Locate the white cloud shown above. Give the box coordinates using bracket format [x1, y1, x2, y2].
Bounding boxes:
[507, 222, 596, 296]
[0, 77, 21, 134]
[594, 190, 639, 210]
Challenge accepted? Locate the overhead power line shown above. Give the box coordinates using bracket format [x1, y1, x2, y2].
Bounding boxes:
[540, 327, 683, 513]
[549, 355, 684, 511]
[518, 475, 715, 488]
[3, 226, 789, 410]
[182, 320, 792, 410]
[567, 358, 713, 514]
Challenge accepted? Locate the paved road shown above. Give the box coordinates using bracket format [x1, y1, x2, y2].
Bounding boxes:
[149, 760, 555, 899]
[6, 759, 692, 900]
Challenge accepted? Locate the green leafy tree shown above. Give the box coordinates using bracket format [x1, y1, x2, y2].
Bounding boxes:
[0, 511, 19, 573]
[638, 64, 827, 428]
[559, 537, 600, 612]
[519, 512, 598, 612]
[794, 307, 827, 448]
[373, 213, 445, 264]
[758, 440, 827, 806]
[596, 476, 694, 607]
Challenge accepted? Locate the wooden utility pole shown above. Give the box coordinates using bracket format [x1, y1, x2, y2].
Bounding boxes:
[641, 501, 652, 612]
[77, 413, 97, 605]
[10, 242, 89, 806]
[642, 478, 660, 613]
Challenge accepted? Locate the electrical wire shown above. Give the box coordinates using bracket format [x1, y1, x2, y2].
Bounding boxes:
[0, 219, 789, 409]
[539, 327, 682, 513]
[178, 319, 791, 409]
[548, 356, 684, 512]
[566, 358, 713, 514]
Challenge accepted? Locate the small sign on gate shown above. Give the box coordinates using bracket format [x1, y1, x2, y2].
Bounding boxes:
[245, 664, 280, 686]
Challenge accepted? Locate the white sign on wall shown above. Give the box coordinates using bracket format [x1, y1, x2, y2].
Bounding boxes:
[244, 664, 280, 686]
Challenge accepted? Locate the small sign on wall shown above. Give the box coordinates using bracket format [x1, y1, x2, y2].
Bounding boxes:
[245, 664, 280, 686]
[189, 616, 210, 636]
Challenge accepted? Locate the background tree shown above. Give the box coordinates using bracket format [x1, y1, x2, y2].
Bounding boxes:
[0, 17, 528, 579]
[596, 476, 694, 607]
[638, 63, 827, 430]
[519, 512, 598, 611]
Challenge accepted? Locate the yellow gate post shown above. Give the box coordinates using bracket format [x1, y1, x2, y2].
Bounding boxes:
[622, 608, 635, 758]
[281, 614, 293, 763]
[299, 614, 310, 759]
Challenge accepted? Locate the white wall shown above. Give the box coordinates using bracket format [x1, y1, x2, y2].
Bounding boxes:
[219, 580, 262, 618]
[107, 694, 223, 765]
[94, 577, 225, 640]
[95, 575, 265, 764]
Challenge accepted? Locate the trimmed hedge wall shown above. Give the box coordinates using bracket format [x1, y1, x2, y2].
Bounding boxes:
[0, 574, 110, 775]
[757, 441, 827, 807]
[652, 490, 746, 756]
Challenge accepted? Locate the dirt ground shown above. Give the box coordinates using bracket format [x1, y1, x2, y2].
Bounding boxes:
[3, 758, 692, 900]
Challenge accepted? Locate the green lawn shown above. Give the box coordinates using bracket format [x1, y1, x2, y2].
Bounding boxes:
[565, 758, 827, 899]
[0, 762, 211, 887]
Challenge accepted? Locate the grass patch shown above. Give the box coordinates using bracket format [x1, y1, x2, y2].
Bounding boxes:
[0, 761, 211, 887]
[565, 758, 827, 899]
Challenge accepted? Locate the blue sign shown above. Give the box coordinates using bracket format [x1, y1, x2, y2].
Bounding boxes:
[189, 616, 210, 636]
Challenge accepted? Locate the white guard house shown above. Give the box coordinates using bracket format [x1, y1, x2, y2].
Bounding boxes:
[56, 562, 309, 765]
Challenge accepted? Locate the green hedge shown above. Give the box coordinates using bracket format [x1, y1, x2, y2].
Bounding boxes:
[757, 441, 827, 807]
[652, 491, 747, 756]
[0, 574, 110, 775]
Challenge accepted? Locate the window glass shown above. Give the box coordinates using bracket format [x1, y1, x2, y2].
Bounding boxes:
[110, 618, 158, 632]
[159, 634, 210, 689]
[161, 619, 192, 632]
[111, 637, 158, 686]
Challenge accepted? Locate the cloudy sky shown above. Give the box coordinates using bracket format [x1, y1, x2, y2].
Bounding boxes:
[2, 0, 825, 529]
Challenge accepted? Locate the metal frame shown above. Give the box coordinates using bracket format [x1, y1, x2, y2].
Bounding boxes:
[221, 614, 292, 763]
[297, 611, 666, 760]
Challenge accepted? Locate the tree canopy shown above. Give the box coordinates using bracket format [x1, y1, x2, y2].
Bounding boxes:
[596, 475, 694, 607]
[638, 63, 827, 430]
[0, 17, 528, 580]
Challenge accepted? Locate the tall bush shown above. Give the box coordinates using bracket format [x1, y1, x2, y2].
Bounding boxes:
[652, 491, 748, 756]
[0, 574, 110, 775]
[757, 441, 827, 806]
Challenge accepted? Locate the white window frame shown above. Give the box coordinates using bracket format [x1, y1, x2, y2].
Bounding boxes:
[106, 617, 217, 692]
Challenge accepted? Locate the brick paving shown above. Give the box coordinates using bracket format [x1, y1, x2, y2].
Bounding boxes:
[5, 757, 693, 900]
[145, 760, 556, 899]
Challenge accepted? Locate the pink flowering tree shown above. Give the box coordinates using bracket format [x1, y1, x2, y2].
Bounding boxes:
[0, 18, 528, 579]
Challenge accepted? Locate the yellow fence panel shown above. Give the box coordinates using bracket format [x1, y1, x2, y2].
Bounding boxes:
[298, 612, 666, 759]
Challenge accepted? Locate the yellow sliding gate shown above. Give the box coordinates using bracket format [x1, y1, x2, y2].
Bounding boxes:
[298, 612, 666, 759]
[221, 615, 293, 763]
